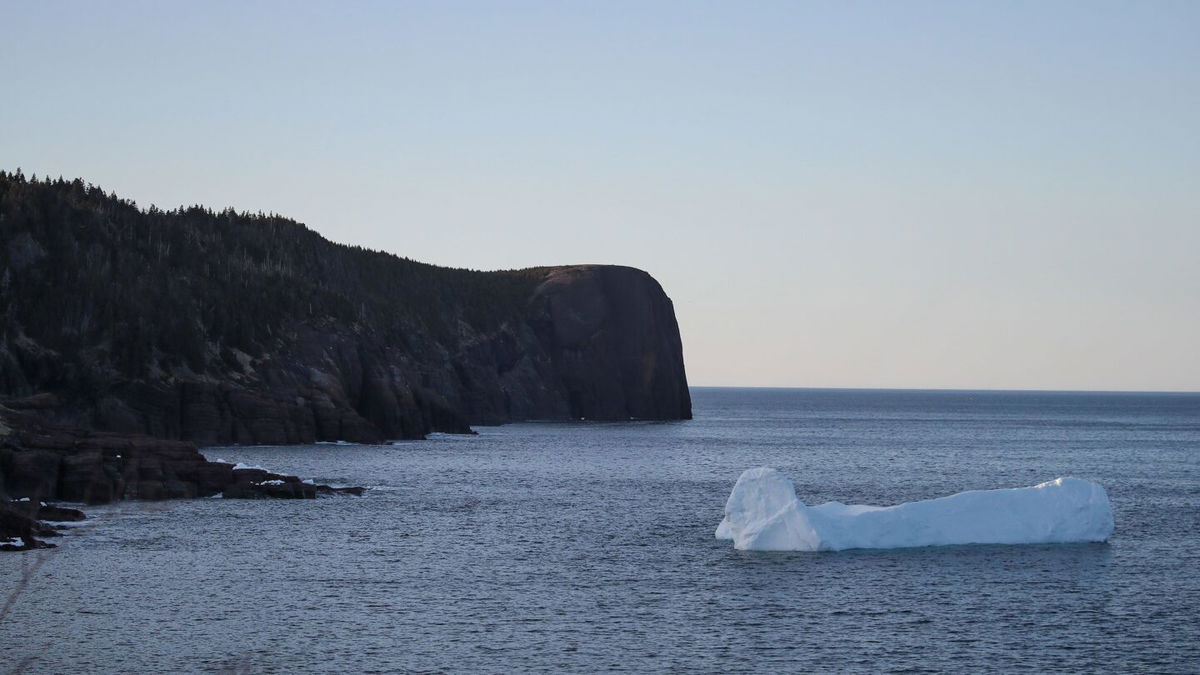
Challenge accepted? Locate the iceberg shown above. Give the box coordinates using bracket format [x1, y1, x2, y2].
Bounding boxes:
[716, 467, 1114, 552]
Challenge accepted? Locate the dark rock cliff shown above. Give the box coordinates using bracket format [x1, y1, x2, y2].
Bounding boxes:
[524, 266, 691, 422]
[0, 172, 691, 443]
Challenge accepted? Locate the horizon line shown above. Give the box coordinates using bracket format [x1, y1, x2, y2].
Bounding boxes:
[687, 385, 1200, 395]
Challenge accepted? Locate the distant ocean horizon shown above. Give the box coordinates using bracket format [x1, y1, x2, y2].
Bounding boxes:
[5, 387, 1198, 672]
[691, 384, 1200, 395]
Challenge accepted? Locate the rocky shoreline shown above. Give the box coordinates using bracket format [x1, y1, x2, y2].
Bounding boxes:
[0, 406, 362, 552]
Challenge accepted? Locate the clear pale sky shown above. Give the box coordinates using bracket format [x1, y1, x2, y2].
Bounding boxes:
[3, 1, 1197, 390]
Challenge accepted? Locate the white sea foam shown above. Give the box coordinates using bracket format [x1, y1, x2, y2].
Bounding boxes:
[231, 462, 268, 472]
[716, 467, 1114, 552]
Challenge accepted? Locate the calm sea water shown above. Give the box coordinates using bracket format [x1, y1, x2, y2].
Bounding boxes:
[4, 388, 1199, 673]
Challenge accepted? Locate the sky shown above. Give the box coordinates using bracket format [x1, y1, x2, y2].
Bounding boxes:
[2, 1, 1198, 390]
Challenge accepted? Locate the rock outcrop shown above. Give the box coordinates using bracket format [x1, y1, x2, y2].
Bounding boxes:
[527, 266, 692, 421]
[0, 173, 691, 444]
[0, 407, 361, 550]
[0, 500, 62, 551]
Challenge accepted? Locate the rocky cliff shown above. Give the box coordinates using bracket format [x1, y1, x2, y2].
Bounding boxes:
[0, 172, 691, 443]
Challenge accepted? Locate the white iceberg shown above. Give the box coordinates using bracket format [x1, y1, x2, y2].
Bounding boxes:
[716, 467, 1114, 552]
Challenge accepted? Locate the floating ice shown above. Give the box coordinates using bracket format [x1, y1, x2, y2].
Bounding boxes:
[716, 467, 1114, 552]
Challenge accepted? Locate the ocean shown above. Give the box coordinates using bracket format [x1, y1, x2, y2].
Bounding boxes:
[3, 387, 1198, 672]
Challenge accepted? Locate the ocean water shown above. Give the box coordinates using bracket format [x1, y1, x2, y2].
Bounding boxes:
[3, 388, 1199, 673]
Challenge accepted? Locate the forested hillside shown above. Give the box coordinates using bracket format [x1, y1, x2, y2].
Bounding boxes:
[0, 171, 691, 443]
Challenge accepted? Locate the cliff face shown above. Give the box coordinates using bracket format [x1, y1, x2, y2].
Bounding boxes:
[526, 266, 691, 421]
[0, 173, 690, 443]
[439, 264, 692, 425]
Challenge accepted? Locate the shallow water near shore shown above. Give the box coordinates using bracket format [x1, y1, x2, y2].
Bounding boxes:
[4, 388, 1199, 672]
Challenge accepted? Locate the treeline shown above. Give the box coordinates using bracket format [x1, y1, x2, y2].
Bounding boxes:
[0, 170, 545, 381]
